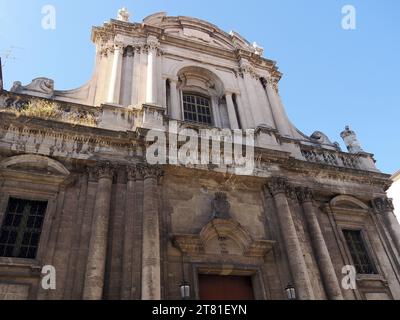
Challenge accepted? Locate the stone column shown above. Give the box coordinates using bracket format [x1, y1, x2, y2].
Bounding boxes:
[141, 165, 163, 300]
[265, 76, 292, 137]
[297, 187, 344, 300]
[146, 36, 159, 105]
[211, 96, 222, 127]
[266, 178, 314, 300]
[121, 165, 143, 300]
[373, 197, 400, 254]
[107, 44, 124, 104]
[170, 79, 182, 120]
[83, 162, 114, 300]
[225, 93, 240, 129]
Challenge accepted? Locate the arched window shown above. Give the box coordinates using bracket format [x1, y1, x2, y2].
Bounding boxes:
[182, 93, 212, 125]
[176, 66, 225, 127]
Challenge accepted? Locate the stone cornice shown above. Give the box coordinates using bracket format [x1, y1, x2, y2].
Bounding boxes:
[282, 157, 390, 187]
[0, 112, 390, 189]
[0, 113, 135, 146]
[92, 19, 281, 76]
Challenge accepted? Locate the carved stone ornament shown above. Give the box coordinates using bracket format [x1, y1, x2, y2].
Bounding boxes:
[285, 185, 298, 201]
[10, 77, 54, 97]
[127, 164, 145, 181]
[310, 131, 335, 146]
[296, 187, 314, 204]
[142, 164, 163, 180]
[212, 192, 231, 219]
[266, 75, 279, 92]
[372, 197, 394, 213]
[147, 35, 160, 51]
[252, 42, 264, 56]
[96, 162, 115, 179]
[239, 59, 259, 79]
[266, 177, 288, 196]
[172, 219, 275, 258]
[117, 7, 130, 22]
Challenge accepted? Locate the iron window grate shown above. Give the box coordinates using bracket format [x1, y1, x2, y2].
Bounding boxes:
[343, 230, 377, 275]
[183, 94, 212, 125]
[0, 198, 47, 259]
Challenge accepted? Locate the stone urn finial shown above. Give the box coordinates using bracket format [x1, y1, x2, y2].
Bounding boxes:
[117, 7, 130, 22]
[340, 125, 364, 154]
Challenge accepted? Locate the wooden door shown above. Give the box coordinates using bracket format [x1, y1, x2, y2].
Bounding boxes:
[198, 274, 255, 300]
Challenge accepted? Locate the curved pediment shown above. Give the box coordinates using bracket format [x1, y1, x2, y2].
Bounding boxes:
[143, 14, 256, 52]
[0, 155, 70, 176]
[172, 218, 274, 258]
[330, 195, 369, 210]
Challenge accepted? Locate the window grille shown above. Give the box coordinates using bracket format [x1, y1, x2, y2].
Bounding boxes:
[183, 94, 212, 125]
[343, 230, 377, 275]
[0, 198, 47, 259]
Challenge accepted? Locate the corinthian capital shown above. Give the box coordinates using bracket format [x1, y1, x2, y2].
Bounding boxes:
[266, 177, 288, 196]
[266, 75, 279, 92]
[99, 44, 115, 57]
[114, 42, 125, 53]
[147, 35, 160, 51]
[239, 59, 259, 79]
[142, 164, 164, 180]
[372, 197, 394, 213]
[96, 162, 115, 179]
[296, 187, 314, 204]
[127, 164, 145, 181]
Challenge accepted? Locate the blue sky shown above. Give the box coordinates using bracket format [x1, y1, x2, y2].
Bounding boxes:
[0, 0, 399, 174]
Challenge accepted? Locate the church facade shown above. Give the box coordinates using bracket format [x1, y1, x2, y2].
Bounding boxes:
[0, 9, 399, 300]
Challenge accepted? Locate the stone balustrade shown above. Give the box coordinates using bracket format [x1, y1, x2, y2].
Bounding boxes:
[301, 147, 360, 169]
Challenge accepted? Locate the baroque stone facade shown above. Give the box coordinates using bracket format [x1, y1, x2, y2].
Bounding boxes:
[0, 10, 399, 300]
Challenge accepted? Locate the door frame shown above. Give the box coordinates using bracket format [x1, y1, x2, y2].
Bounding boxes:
[192, 263, 268, 300]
